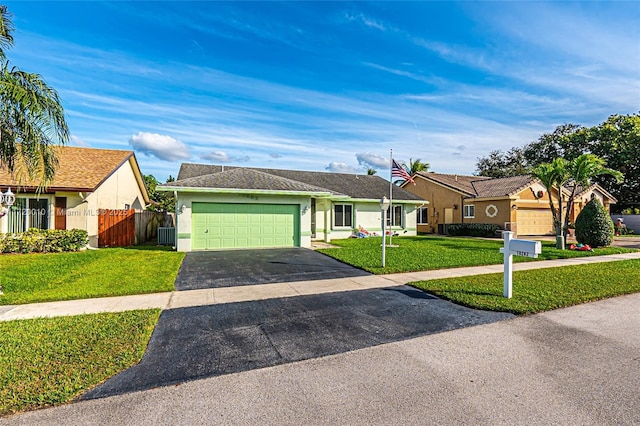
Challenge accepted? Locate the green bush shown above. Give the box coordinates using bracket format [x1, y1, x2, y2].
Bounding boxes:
[447, 223, 501, 237]
[0, 229, 88, 254]
[575, 199, 614, 247]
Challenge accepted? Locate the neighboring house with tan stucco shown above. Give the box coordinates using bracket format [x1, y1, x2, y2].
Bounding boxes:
[0, 146, 149, 247]
[403, 172, 616, 237]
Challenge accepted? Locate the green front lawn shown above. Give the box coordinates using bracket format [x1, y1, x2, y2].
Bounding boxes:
[410, 259, 640, 315]
[0, 310, 160, 415]
[0, 247, 185, 305]
[317, 236, 636, 274]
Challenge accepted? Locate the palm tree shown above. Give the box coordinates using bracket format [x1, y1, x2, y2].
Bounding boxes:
[404, 158, 429, 176]
[0, 6, 68, 188]
[366, 168, 377, 175]
[563, 154, 623, 241]
[532, 154, 623, 248]
[532, 158, 568, 244]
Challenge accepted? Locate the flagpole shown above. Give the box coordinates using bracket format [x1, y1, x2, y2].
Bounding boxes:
[389, 149, 393, 245]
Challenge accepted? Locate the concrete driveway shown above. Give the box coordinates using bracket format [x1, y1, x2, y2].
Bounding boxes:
[174, 248, 371, 290]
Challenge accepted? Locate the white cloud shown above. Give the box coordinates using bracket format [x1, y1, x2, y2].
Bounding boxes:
[356, 152, 389, 168]
[200, 150, 250, 163]
[129, 132, 191, 162]
[201, 150, 230, 162]
[325, 162, 358, 173]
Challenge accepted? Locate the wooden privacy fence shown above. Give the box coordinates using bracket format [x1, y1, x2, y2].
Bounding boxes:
[135, 211, 174, 244]
[98, 209, 174, 247]
[98, 209, 135, 247]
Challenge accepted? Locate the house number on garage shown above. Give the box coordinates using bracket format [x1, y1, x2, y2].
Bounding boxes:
[485, 204, 498, 218]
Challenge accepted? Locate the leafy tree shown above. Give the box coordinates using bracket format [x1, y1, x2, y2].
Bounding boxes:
[587, 114, 640, 212]
[475, 113, 639, 211]
[475, 147, 529, 177]
[575, 198, 615, 247]
[145, 174, 176, 212]
[403, 158, 429, 175]
[522, 123, 588, 165]
[366, 168, 377, 175]
[532, 154, 622, 248]
[0, 6, 69, 187]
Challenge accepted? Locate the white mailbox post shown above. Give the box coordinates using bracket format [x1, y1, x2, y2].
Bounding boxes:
[499, 231, 542, 298]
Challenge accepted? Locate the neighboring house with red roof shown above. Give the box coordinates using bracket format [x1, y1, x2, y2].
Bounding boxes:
[160, 163, 426, 251]
[0, 147, 149, 247]
[403, 172, 616, 237]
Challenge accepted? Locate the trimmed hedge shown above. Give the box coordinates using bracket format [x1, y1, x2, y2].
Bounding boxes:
[446, 223, 501, 237]
[0, 229, 88, 254]
[575, 199, 614, 247]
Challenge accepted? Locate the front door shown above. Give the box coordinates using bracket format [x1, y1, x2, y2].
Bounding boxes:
[444, 208, 454, 224]
[55, 197, 67, 230]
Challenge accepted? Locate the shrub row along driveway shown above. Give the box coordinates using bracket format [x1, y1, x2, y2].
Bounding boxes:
[83, 248, 513, 399]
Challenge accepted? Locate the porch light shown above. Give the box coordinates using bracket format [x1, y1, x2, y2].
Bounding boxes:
[0, 188, 15, 208]
[379, 196, 390, 267]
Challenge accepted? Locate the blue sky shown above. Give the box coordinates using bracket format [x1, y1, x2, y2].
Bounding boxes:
[5, 1, 640, 181]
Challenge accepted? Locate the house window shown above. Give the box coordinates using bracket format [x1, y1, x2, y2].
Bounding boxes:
[8, 198, 49, 232]
[417, 207, 429, 224]
[334, 204, 353, 228]
[463, 204, 475, 218]
[387, 205, 403, 227]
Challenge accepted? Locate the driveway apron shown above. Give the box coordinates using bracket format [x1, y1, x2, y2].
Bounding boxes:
[174, 248, 371, 290]
[83, 286, 513, 400]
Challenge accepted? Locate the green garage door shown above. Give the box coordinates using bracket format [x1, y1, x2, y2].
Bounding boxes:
[192, 203, 300, 250]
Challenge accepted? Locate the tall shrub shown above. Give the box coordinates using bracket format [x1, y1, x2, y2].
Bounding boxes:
[575, 199, 614, 247]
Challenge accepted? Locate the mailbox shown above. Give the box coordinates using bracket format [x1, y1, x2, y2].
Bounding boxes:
[500, 232, 543, 298]
[508, 239, 541, 258]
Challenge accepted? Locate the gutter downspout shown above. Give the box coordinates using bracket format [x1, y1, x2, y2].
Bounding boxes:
[174, 191, 178, 250]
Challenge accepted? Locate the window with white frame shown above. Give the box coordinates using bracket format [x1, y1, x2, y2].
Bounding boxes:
[386, 205, 403, 227]
[463, 204, 475, 218]
[8, 198, 49, 232]
[334, 204, 353, 228]
[417, 207, 429, 224]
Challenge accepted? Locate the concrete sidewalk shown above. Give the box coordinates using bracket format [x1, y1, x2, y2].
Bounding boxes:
[1, 251, 639, 322]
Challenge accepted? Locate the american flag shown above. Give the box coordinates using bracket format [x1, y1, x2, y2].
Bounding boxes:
[391, 159, 415, 185]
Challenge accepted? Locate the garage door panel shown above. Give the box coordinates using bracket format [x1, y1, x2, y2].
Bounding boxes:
[191, 203, 300, 250]
[517, 209, 554, 235]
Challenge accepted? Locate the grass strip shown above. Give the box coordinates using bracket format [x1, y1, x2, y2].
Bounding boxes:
[410, 259, 640, 315]
[318, 236, 635, 274]
[0, 247, 185, 305]
[0, 309, 160, 415]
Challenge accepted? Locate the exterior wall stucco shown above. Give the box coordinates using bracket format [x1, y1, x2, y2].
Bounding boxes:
[461, 199, 513, 228]
[175, 192, 312, 251]
[315, 200, 419, 241]
[404, 176, 463, 233]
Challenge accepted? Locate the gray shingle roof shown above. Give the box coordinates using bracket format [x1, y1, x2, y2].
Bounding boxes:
[414, 172, 491, 195]
[471, 175, 536, 198]
[415, 172, 539, 198]
[163, 168, 335, 194]
[171, 163, 424, 201]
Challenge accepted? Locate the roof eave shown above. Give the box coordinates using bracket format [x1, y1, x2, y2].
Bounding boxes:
[158, 186, 333, 197]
